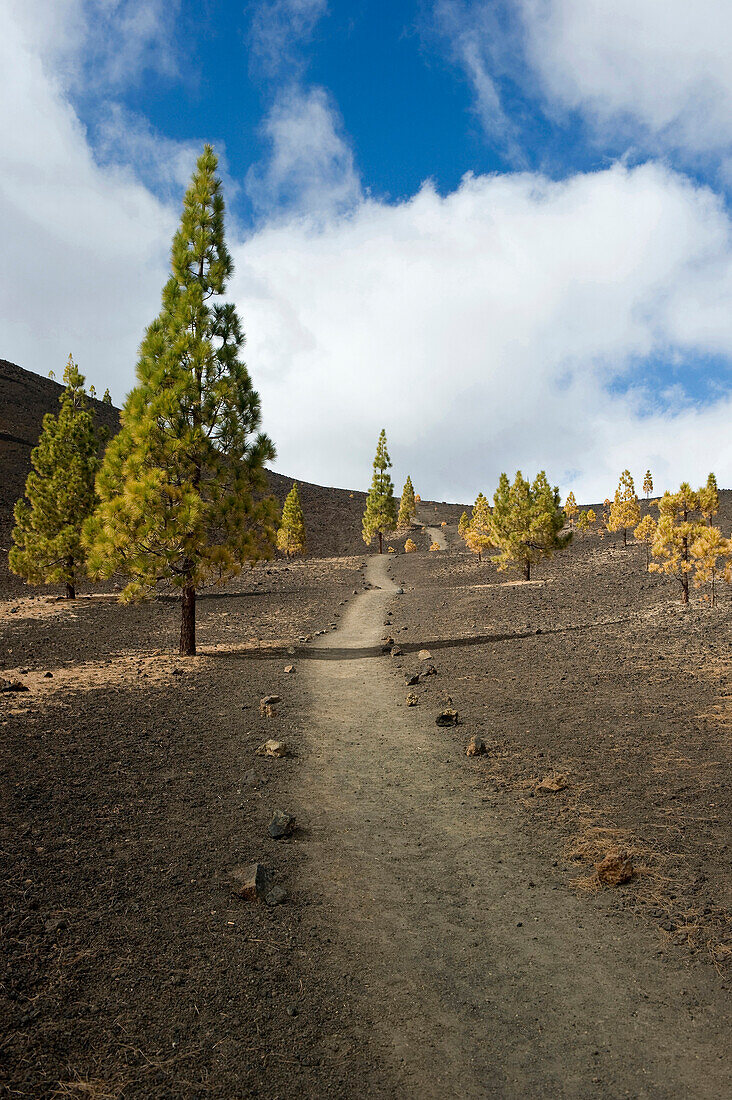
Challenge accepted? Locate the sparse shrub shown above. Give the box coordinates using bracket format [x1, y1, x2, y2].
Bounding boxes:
[387, 546, 396, 553]
[404, 538, 417, 553]
[429, 541, 440, 551]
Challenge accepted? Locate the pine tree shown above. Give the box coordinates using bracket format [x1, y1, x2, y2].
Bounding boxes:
[699, 472, 719, 526]
[397, 475, 417, 529]
[608, 470, 641, 546]
[362, 429, 397, 553]
[649, 483, 705, 604]
[458, 511, 470, 540]
[643, 470, 653, 499]
[10, 356, 103, 599]
[84, 146, 277, 656]
[564, 491, 578, 528]
[463, 493, 492, 563]
[102, 388, 112, 405]
[634, 513, 656, 571]
[277, 482, 306, 558]
[691, 525, 729, 607]
[489, 471, 570, 580]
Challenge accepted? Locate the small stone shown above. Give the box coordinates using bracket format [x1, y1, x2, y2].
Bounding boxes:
[418, 649, 432, 661]
[536, 773, 568, 793]
[231, 862, 271, 900]
[260, 694, 281, 717]
[390, 646, 403, 657]
[266, 885, 288, 907]
[395, 587, 404, 595]
[422, 664, 437, 677]
[286, 1004, 299, 1016]
[287, 646, 296, 656]
[596, 849, 634, 887]
[466, 736, 486, 756]
[405, 673, 420, 686]
[406, 693, 419, 706]
[436, 709, 458, 727]
[284, 665, 295, 673]
[268, 810, 295, 839]
[0, 678, 29, 693]
[256, 739, 288, 758]
[44, 671, 53, 678]
[171, 668, 182, 675]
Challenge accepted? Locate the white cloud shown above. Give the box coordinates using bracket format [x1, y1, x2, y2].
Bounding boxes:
[249, 0, 328, 78]
[233, 162, 732, 502]
[521, 0, 732, 160]
[246, 85, 362, 217]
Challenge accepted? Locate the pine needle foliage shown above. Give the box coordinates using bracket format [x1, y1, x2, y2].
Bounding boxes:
[643, 470, 653, 499]
[691, 525, 729, 606]
[608, 470, 641, 546]
[277, 483, 306, 558]
[362, 429, 397, 553]
[699, 472, 719, 526]
[564, 491, 578, 527]
[84, 145, 277, 655]
[463, 493, 492, 563]
[397, 475, 417, 529]
[489, 471, 570, 580]
[649, 483, 705, 604]
[10, 356, 103, 599]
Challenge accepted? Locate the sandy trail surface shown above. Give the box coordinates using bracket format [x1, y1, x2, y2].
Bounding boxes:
[299, 553, 728, 1098]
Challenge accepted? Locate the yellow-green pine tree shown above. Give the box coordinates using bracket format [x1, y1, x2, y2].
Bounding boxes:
[691, 525, 729, 606]
[649, 483, 705, 604]
[464, 493, 492, 563]
[397, 475, 417, 529]
[634, 513, 656, 571]
[608, 470, 641, 546]
[564, 491, 578, 528]
[699, 472, 719, 526]
[643, 470, 653, 499]
[458, 511, 470, 541]
[84, 146, 277, 656]
[10, 356, 104, 599]
[489, 471, 570, 580]
[362, 429, 397, 553]
[277, 483, 306, 558]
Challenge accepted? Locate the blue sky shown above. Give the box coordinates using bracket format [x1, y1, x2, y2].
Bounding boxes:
[2, 1, 732, 501]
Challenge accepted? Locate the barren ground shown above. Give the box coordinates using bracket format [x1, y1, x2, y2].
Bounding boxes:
[1, 507, 730, 1098]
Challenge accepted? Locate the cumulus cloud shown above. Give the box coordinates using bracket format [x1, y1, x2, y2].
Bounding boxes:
[232, 163, 732, 501]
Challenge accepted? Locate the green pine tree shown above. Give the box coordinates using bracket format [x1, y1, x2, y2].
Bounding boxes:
[699, 472, 719, 525]
[10, 355, 103, 598]
[277, 483, 306, 557]
[397, 475, 417, 529]
[102, 388, 112, 405]
[84, 145, 277, 656]
[362, 429, 397, 553]
[489, 470, 571, 580]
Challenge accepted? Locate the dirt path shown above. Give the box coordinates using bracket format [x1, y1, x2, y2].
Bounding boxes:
[298, 554, 728, 1098]
[426, 525, 448, 550]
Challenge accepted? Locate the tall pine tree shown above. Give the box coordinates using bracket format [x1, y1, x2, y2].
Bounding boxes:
[463, 492, 493, 562]
[362, 429, 397, 553]
[608, 470, 641, 546]
[84, 146, 277, 655]
[489, 471, 570, 580]
[277, 483, 306, 557]
[10, 356, 103, 598]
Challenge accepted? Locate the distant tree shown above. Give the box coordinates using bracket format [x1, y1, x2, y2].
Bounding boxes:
[699, 472, 719, 526]
[564, 491, 578, 528]
[643, 470, 653, 499]
[458, 511, 470, 540]
[277, 483, 306, 558]
[634, 513, 657, 571]
[464, 492, 492, 563]
[404, 538, 417, 553]
[397, 475, 417, 529]
[608, 470, 641, 546]
[489, 471, 571, 580]
[586, 508, 596, 526]
[102, 388, 112, 405]
[691, 525, 729, 607]
[84, 146, 277, 656]
[362, 429, 397, 553]
[415, 494, 421, 504]
[649, 483, 705, 604]
[10, 356, 103, 599]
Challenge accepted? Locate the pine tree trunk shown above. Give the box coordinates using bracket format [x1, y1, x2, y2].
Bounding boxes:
[623, 528, 627, 547]
[65, 557, 75, 599]
[180, 582, 196, 656]
[524, 560, 531, 581]
[378, 532, 383, 554]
